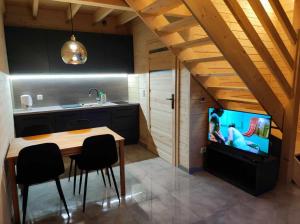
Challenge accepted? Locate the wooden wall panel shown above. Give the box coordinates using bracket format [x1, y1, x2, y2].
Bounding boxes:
[131, 19, 155, 148]
[179, 67, 190, 169]
[0, 2, 14, 223]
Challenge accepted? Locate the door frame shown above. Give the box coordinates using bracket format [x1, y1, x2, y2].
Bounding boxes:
[147, 48, 180, 166]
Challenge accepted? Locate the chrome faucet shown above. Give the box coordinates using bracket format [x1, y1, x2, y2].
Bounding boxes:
[88, 88, 100, 103]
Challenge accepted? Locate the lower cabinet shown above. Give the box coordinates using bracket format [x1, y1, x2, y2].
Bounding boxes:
[14, 114, 55, 137]
[14, 105, 139, 145]
[111, 106, 139, 144]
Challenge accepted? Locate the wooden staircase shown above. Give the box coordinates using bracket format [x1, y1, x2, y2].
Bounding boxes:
[124, 0, 300, 180]
[124, 0, 299, 130]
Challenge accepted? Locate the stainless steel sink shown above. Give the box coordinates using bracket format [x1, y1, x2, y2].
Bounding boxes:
[61, 102, 117, 109]
[60, 104, 82, 109]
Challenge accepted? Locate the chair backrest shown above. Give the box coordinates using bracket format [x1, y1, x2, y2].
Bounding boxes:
[80, 134, 118, 170]
[17, 143, 65, 185]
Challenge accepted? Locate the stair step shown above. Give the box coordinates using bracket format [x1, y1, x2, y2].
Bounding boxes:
[184, 56, 226, 64]
[156, 16, 198, 34]
[140, 0, 182, 15]
[218, 97, 258, 104]
[194, 72, 238, 78]
[171, 37, 212, 49]
[208, 86, 248, 91]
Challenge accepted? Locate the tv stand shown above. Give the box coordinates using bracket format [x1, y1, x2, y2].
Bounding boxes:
[204, 144, 279, 196]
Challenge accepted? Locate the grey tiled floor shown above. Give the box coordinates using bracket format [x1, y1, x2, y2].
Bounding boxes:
[21, 149, 300, 224]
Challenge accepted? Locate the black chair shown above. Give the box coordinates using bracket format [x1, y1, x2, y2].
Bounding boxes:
[67, 119, 90, 182]
[16, 143, 70, 224]
[76, 134, 120, 212]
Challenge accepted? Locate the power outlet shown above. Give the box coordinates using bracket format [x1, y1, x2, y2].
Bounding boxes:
[200, 147, 206, 154]
[37, 94, 43, 101]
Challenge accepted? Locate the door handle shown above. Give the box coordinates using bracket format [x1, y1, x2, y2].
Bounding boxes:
[166, 94, 175, 109]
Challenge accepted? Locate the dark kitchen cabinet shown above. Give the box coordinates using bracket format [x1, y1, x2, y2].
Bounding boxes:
[111, 106, 139, 144]
[54, 111, 82, 132]
[14, 105, 139, 145]
[5, 26, 134, 74]
[14, 114, 55, 137]
[5, 27, 49, 74]
[81, 108, 112, 128]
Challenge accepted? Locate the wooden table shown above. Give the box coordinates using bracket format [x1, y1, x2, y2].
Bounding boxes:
[6, 127, 125, 224]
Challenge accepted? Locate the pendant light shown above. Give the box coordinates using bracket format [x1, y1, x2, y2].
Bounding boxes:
[61, 4, 87, 65]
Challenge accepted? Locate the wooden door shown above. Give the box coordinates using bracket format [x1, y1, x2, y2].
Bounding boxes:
[149, 50, 176, 164]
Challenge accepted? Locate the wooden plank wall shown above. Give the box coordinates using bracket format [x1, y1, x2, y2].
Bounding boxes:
[131, 19, 215, 171]
[179, 67, 190, 169]
[131, 19, 157, 151]
[0, 1, 14, 223]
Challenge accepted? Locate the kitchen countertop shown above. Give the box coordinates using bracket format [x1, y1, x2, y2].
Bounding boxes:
[14, 101, 139, 115]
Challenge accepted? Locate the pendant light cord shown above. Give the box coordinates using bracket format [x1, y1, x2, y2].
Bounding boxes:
[69, 3, 74, 34]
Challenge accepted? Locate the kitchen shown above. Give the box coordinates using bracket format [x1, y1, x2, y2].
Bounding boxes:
[1, 1, 159, 223]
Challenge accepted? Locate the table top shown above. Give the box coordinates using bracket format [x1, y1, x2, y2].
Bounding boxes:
[7, 127, 124, 160]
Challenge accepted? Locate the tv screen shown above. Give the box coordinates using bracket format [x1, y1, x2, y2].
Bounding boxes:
[208, 108, 271, 156]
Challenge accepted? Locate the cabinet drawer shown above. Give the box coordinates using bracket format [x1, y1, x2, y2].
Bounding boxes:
[112, 106, 138, 118]
[54, 111, 81, 132]
[81, 109, 111, 128]
[112, 116, 137, 130]
[14, 114, 54, 137]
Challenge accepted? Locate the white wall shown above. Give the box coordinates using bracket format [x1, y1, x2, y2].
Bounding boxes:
[0, 1, 14, 223]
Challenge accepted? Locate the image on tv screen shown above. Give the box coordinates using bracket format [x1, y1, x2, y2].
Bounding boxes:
[208, 108, 271, 156]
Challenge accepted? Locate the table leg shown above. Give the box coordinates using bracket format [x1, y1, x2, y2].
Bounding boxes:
[119, 140, 125, 196]
[8, 159, 20, 224]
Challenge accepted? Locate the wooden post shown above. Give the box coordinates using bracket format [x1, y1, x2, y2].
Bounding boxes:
[279, 2, 300, 182]
[280, 31, 300, 182]
[294, 0, 300, 30]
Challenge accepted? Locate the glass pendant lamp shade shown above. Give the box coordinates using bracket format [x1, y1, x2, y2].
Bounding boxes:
[61, 3, 87, 65]
[61, 35, 87, 64]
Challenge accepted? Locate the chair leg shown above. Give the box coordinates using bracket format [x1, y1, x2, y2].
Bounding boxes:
[78, 169, 83, 195]
[83, 171, 89, 212]
[100, 169, 106, 187]
[22, 185, 29, 224]
[109, 166, 120, 202]
[55, 178, 70, 217]
[73, 161, 77, 195]
[68, 158, 73, 182]
[106, 167, 111, 187]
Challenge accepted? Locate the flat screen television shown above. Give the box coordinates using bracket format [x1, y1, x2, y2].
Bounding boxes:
[208, 108, 271, 157]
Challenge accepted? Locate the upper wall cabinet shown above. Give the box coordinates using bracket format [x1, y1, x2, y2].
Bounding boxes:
[5, 26, 134, 74]
[5, 27, 50, 74]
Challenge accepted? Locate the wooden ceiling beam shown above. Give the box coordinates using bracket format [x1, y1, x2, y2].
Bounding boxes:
[66, 3, 81, 21]
[268, 0, 297, 44]
[140, 0, 182, 16]
[94, 7, 113, 23]
[182, 0, 284, 129]
[156, 16, 198, 34]
[164, 4, 191, 17]
[0, 0, 5, 14]
[50, 0, 133, 11]
[294, 0, 300, 30]
[224, 0, 292, 97]
[32, 0, 39, 18]
[171, 37, 212, 49]
[248, 0, 294, 69]
[117, 11, 137, 25]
